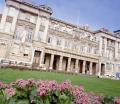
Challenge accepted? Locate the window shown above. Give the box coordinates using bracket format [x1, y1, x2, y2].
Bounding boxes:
[65, 41, 69, 48]
[80, 45, 84, 52]
[4, 22, 11, 33]
[38, 31, 44, 41]
[48, 36, 52, 43]
[72, 44, 77, 50]
[87, 47, 91, 53]
[15, 26, 23, 40]
[26, 27, 33, 42]
[56, 38, 61, 46]
[23, 54, 28, 56]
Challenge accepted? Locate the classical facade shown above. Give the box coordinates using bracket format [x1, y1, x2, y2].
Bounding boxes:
[0, 0, 120, 77]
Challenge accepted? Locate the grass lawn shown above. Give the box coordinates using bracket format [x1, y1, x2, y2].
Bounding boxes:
[0, 68, 120, 97]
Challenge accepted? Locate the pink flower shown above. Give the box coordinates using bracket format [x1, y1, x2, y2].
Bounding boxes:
[114, 98, 120, 104]
[36, 80, 50, 97]
[48, 80, 58, 91]
[72, 86, 89, 104]
[59, 80, 72, 92]
[4, 88, 16, 97]
[15, 79, 29, 89]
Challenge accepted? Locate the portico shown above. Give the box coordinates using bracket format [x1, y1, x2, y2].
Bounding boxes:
[33, 50, 99, 75]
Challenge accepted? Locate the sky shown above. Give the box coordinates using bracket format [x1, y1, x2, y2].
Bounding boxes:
[0, 0, 120, 31]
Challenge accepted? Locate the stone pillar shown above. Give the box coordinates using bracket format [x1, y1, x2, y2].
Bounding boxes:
[0, 6, 9, 31]
[49, 54, 54, 70]
[39, 50, 45, 67]
[115, 41, 118, 60]
[11, 9, 19, 33]
[31, 48, 35, 64]
[99, 37, 103, 56]
[58, 56, 63, 71]
[43, 19, 49, 43]
[89, 62, 93, 75]
[75, 59, 79, 73]
[95, 63, 99, 75]
[82, 60, 86, 74]
[98, 62, 101, 76]
[67, 57, 71, 72]
[104, 63, 106, 76]
[34, 16, 41, 41]
[104, 38, 107, 57]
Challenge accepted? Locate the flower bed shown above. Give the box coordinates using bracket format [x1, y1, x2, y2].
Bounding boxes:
[0, 79, 120, 104]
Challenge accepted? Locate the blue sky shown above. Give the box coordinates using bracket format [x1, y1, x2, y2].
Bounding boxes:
[0, 0, 120, 31]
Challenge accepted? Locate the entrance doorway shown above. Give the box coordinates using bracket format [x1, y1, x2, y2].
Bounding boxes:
[53, 55, 60, 70]
[101, 64, 105, 75]
[32, 51, 41, 67]
[79, 60, 83, 73]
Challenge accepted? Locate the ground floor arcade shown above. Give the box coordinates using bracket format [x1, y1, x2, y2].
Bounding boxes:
[32, 49, 106, 76]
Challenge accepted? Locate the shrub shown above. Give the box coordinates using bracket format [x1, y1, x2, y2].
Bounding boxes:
[0, 79, 120, 104]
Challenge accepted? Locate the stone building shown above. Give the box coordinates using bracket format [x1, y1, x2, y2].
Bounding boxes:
[0, 0, 120, 77]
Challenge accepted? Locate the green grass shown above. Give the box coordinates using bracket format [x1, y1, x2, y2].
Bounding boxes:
[0, 68, 120, 96]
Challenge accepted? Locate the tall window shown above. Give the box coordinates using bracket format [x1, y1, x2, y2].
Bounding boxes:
[56, 38, 61, 46]
[38, 31, 44, 41]
[14, 26, 23, 40]
[72, 44, 77, 50]
[65, 41, 70, 48]
[48, 36, 52, 43]
[25, 27, 33, 42]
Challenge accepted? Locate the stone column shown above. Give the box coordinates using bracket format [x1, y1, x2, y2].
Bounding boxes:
[67, 57, 71, 72]
[0, 6, 9, 31]
[30, 48, 35, 64]
[89, 62, 93, 75]
[34, 16, 41, 41]
[11, 9, 19, 33]
[115, 41, 118, 60]
[43, 19, 49, 43]
[95, 63, 99, 75]
[97, 62, 101, 76]
[82, 60, 86, 74]
[104, 63, 106, 76]
[39, 50, 45, 67]
[99, 37, 103, 56]
[104, 38, 107, 57]
[58, 56, 63, 71]
[75, 59, 79, 73]
[49, 54, 54, 70]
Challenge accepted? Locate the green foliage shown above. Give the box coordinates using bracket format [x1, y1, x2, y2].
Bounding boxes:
[102, 96, 114, 104]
